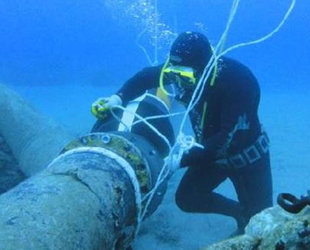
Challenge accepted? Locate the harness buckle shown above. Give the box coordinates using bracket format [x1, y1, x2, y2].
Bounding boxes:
[216, 132, 270, 170]
[229, 154, 247, 169]
[244, 145, 261, 164]
[257, 134, 269, 153]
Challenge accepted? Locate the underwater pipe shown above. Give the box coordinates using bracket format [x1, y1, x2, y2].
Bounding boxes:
[0, 83, 75, 176]
[0, 132, 167, 250]
[0, 84, 169, 249]
[0, 133, 25, 194]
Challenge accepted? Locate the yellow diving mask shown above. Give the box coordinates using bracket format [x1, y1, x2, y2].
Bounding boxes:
[163, 65, 197, 89]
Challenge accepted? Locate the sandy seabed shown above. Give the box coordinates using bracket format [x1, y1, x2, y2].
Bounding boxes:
[11, 84, 310, 250]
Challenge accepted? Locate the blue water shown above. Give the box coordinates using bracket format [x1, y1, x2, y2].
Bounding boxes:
[0, 0, 309, 91]
[1, 1, 310, 248]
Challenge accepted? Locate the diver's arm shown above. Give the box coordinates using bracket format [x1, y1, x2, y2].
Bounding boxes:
[182, 76, 256, 167]
[116, 64, 163, 106]
[91, 64, 164, 120]
[181, 104, 243, 167]
[202, 76, 259, 165]
[201, 96, 249, 162]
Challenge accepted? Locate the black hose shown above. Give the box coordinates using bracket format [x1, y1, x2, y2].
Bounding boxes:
[277, 193, 310, 214]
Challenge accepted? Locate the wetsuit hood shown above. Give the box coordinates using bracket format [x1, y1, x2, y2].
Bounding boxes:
[169, 31, 213, 73]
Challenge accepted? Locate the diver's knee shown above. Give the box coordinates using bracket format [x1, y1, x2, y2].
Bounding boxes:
[175, 188, 193, 212]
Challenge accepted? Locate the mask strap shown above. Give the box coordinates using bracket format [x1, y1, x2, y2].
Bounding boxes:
[159, 57, 175, 97]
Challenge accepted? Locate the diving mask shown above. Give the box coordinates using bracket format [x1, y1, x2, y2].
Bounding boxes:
[163, 65, 197, 89]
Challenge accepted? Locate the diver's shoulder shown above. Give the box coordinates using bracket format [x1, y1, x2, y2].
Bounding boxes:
[220, 56, 250, 70]
[219, 56, 256, 78]
[137, 64, 164, 77]
[141, 64, 164, 72]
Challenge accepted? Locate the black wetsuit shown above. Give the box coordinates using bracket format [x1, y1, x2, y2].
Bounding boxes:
[116, 56, 273, 231]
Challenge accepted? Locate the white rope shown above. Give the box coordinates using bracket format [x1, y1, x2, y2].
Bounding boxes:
[132, 109, 186, 126]
[179, 0, 296, 139]
[114, 104, 173, 153]
[178, 0, 241, 137]
[220, 0, 296, 58]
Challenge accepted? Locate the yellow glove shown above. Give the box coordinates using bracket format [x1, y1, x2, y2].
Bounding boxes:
[91, 94, 122, 119]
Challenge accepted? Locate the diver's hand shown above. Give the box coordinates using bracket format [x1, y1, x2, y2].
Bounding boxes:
[91, 94, 122, 119]
[180, 145, 205, 168]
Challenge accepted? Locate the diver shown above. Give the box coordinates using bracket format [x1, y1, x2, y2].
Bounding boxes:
[91, 31, 273, 236]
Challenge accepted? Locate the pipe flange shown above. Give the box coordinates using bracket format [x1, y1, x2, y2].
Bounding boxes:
[60, 132, 152, 194]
